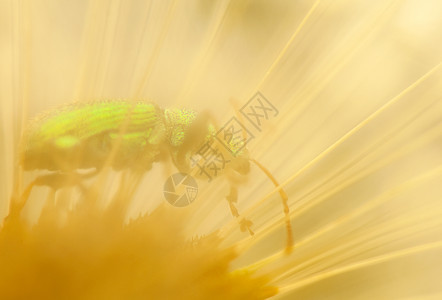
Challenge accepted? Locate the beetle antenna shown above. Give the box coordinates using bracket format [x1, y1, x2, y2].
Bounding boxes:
[230, 97, 293, 253]
[249, 158, 293, 254]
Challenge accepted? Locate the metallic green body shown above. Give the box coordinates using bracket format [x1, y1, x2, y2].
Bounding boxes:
[21, 101, 198, 172]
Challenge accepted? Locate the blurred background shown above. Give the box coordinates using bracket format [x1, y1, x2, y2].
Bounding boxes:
[1, 0, 442, 299]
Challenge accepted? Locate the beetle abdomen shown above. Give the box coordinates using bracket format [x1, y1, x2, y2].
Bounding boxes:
[21, 101, 166, 172]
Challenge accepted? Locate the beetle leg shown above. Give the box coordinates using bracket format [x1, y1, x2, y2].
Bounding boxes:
[175, 111, 257, 236]
[39, 188, 57, 220]
[20, 169, 98, 206]
[230, 98, 293, 253]
[226, 184, 254, 236]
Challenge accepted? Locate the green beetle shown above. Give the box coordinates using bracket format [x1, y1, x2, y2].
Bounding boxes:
[20, 100, 292, 251]
[21, 101, 252, 174]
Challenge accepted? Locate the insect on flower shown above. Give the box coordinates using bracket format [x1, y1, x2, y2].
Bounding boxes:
[19, 100, 293, 251]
